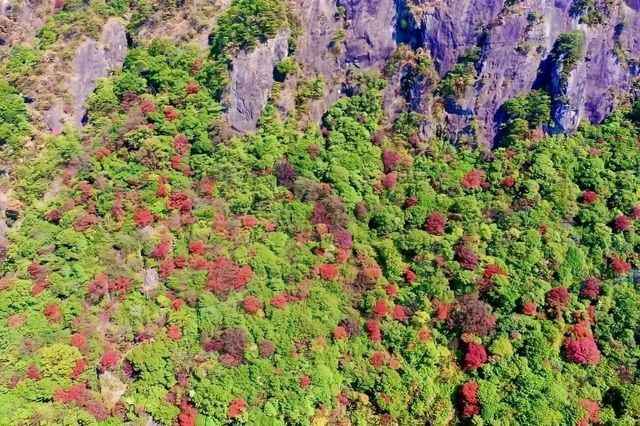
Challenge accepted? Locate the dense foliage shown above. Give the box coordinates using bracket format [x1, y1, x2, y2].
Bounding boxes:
[0, 80, 32, 156]
[1, 5, 640, 426]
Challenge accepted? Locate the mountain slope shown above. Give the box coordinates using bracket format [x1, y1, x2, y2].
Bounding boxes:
[0, 1, 639, 425]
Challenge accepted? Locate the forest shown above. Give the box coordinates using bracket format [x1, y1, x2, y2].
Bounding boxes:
[0, 0, 639, 425]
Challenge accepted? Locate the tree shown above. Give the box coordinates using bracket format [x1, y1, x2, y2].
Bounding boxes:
[463, 343, 488, 370]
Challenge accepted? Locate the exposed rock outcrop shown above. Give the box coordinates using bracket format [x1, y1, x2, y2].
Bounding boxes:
[99, 371, 127, 405]
[401, 0, 640, 143]
[135, 0, 231, 48]
[342, 0, 397, 68]
[225, 29, 290, 133]
[283, 0, 344, 122]
[69, 19, 127, 126]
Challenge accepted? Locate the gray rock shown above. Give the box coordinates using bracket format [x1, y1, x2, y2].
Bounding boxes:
[142, 268, 160, 293]
[99, 371, 127, 405]
[225, 30, 291, 133]
[44, 100, 64, 134]
[422, 0, 505, 76]
[69, 19, 127, 126]
[342, 0, 397, 68]
[290, 0, 344, 122]
[402, 0, 640, 143]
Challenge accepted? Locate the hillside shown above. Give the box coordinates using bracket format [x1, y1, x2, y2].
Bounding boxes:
[0, 1, 640, 425]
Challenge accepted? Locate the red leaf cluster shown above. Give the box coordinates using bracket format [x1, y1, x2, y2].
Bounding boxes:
[455, 243, 478, 270]
[502, 176, 516, 188]
[46, 209, 61, 223]
[386, 284, 398, 298]
[276, 161, 298, 188]
[134, 208, 154, 228]
[319, 264, 339, 280]
[28, 262, 47, 280]
[167, 325, 182, 341]
[173, 135, 189, 155]
[546, 287, 570, 310]
[31, 280, 49, 296]
[370, 351, 388, 367]
[27, 364, 43, 380]
[152, 238, 172, 259]
[167, 193, 192, 212]
[206, 257, 252, 298]
[70, 333, 87, 349]
[381, 171, 398, 190]
[405, 196, 418, 208]
[164, 106, 178, 121]
[87, 273, 109, 299]
[333, 229, 353, 250]
[480, 264, 506, 289]
[404, 268, 417, 282]
[189, 240, 206, 255]
[611, 256, 631, 275]
[54, 385, 109, 420]
[393, 305, 407, 321]
[178, 398, 197, 426]
[373, 300, 389, 317]
[100, 351, 119, 370]
[110, 277, 131, 295]
[382, 150, 402, 173]
[333, 326, 348, 340]
[243, 296, 263, 314]
[71, 359, 87, 379]
[582, 191, 598, 204]
[299, 375, 312, 388]
[44, 303, 63, 323]
[367, 319, 382, 342]
[140, 99, 156, 114]
[613, 215, 630, 232]
[581, 277, 601, 300]
[228, 399, 246, 419]
[579, 400, 600, 425]
[353, 264, 383, 291]
[74, 213, 100, 232]
[111, 193, 125, 220]
[463, 342, 487, 370]
[452, 296, 496, 336]
[270, 294, 288, 309]
[462, 169, 485, 189]
[432, 299, 450, 321]
[425, 212, 447, 236]
[186, 82, 200, 95]
[459, 381, 480, 417]
[522, 301, 537, 315]
[563, 336, 600, 365]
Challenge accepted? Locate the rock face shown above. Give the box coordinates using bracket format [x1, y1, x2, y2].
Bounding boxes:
[69, 19, 128, 126]
[285, 0, 343, 122]
[422, 0, 505, 76]
[225, 30, 291, 132]
[401, 0, 640, 143]
[342, 0, 397, 68]
[275, 0, 640, 144]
